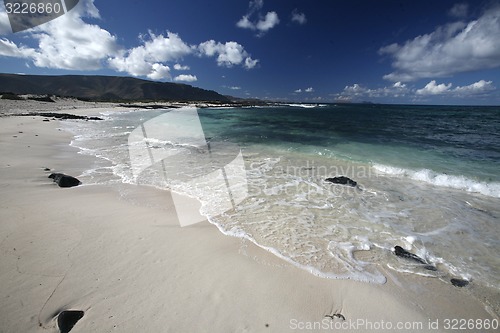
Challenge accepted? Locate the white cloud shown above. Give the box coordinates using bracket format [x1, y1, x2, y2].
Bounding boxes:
[294, 87, 314, 93]
[336, 80, 495, 101]
[174, 74, 197, 82]
[291, 10, 307, 25]
[0, 38, 35, 58]
[228, 86, 241, 90]
[0, 8, 11, 35]
[449, 3, 469, 18]
[109, 31, 191, 80]
[198, 40, 258, 69]
[0, 0, 258, 81]
[174, 63, 190, 70]
[380, 5, 500, 82]
[244, 56, 259, 69]
[454, 79, 495, 94]
[236, 16, 254, 30]
[148, 64, 171, 80]
[0, 0, 119, 70]
[236, 1, 279, 35]
[256, 11, 279, 31]
[217, 42, 245, 66]
[416, 79, 495, 96]
[416, 80, 452, 95]
[336, 82, 409, 100]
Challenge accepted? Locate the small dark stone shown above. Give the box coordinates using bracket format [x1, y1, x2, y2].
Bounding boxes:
[325, 176, 357, 187]
[48, 173, 81, 188]
[325, 313, 346, 321]
[393, 246, 428, 265]
[44, 168, 51, 171]
[43, 119, 50, 122]
[334, 314, 346, 321]
[57, 310, 84, 333]
[450, 278, 469, 287]
[424, 265, 437, 271]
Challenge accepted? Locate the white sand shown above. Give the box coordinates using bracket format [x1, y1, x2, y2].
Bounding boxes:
[0, 100, 497, 332]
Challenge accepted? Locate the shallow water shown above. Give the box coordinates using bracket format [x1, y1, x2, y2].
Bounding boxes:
[63, 104, 500, 292]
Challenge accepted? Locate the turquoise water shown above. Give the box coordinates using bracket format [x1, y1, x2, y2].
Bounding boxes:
[198, 104, 500, 185]
[64, 104, 500, 294]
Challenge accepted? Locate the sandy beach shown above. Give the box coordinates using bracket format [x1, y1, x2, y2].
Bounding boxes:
[0, 99, 498, 332]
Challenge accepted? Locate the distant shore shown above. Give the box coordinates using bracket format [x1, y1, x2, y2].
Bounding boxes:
[0, 99, 497, 332]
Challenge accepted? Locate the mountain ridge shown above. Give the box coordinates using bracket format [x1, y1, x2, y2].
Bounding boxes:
[0, 74, 230, 102]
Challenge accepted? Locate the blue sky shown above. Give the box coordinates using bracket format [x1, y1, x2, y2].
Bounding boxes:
[1, 0, 500, 104]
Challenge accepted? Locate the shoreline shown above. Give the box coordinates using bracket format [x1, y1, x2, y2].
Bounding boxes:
[0, 99, 498, 332]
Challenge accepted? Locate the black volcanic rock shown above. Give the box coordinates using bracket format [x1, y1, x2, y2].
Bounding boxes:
[325, 176, 357, 187]
[36, 112, 103, 120]
[23, 112, 103, 121]
[49, 173, 81, 188]
[57, 310, 84, 333]
[450, 278, 469, 287]
[393, 246, 436, 270]
[0, 73, 230, 102]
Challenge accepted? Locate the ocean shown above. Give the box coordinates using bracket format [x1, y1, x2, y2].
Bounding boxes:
[64, 104, 500, 292]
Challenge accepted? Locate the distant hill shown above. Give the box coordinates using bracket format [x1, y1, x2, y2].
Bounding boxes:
[0, 74, 230, 102]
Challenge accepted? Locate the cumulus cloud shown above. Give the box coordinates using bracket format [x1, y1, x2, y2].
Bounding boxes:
[244, 57, 259, 69]
[0, 0, 118, 70]
[237, 12, 279, 34]
[0, 38, 35, 58]
[198, 40, 258, 69]
[113, 37, 258, 79]
[147, 64, 171, 80]
[380, 4, 500, 82]
[291, 9, 307, 25]
[336, 80, 495, 101]
[236, 16, 254, 30]
[416, 79, 495, 96]
[335, 82, 409, 101]
[109, 31, 192, 80]
[236, 0, 279, 35]
[0, 0, 258, 81]
[0, 8, 11, 34]
[294, 87, 314, 93]
[416, 80, 452, 95]
[174, 74, 197, 82]
[174, 63, 190, 70]
[454, 79, 495, 94]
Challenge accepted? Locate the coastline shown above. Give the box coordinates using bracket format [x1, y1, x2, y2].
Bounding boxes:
[0, 100, 497, 332]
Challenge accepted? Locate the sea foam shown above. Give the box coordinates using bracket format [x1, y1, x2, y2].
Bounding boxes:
[372, 164, 500, 198]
